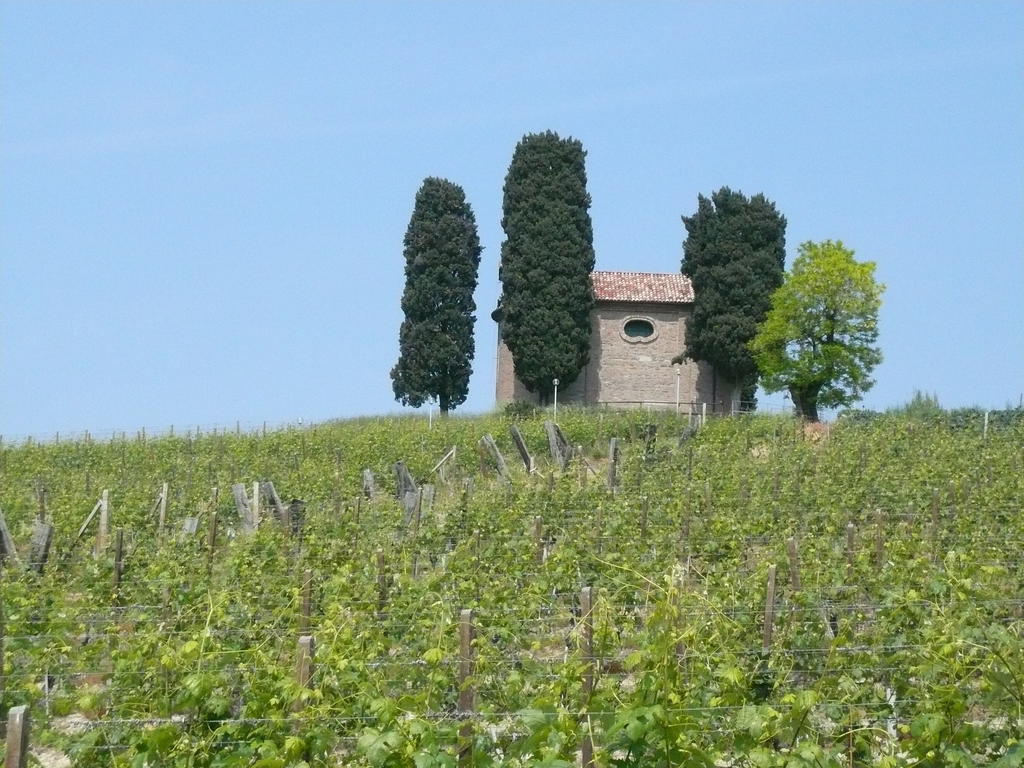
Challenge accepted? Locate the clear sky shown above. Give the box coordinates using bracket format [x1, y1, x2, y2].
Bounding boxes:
[2, 1, 1022, 438]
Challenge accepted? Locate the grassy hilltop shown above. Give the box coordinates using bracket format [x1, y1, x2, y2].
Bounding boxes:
[1, 410, 1022, 767]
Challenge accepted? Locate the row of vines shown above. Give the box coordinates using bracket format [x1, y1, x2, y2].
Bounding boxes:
[1, 410, 1022, 766]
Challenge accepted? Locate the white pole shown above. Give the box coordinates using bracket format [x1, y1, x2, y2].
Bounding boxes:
[983, 410, 989, 439]
[553, 379, 560, 422]
[701, 401, 707, 428]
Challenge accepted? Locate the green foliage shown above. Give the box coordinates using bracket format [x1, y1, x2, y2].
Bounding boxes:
[497, 131, 595, 400]
[890, 390, 945, 421]
[503, 400, 540, 420]
[680, 188, 787, 398]
[1, 410, 1022, 766]
[751, 240, 884, 421]
[391, 177, 482, 413]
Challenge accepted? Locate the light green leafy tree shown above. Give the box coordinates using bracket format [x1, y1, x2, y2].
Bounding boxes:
[750, 240, 884, 422]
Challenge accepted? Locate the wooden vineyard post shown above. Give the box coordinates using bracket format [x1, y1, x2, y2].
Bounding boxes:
[29, 521, 54, 575]
[232, 484, 255, 534]
[703, 479, 712, 517]
[299, 569, 313, 635]
[206, 512, 218, 576]
[533, 515, 544, 564]
[293, 635, 315, 712]
[607, 438, 620, 492]
[787, 537, 801, 592]
[845, 523, 856, 581]
[5, 704, 29, 768]
[457, 609, 475, 768]
[362, 469, 377, 499]
[34, 483, 47, 522]
[376, 548, 388, 615]
[478, 434, 510, 484]
[158, 482, 168, 538]
[262, 481, 288, 525]
[543, 421, 573, 471]
[95, 489, 110, 558]
[252, 481, 261, 527]
[112, 528, 125, 592]
[762, 564, 777, 650]
[509, 426, 534, 473]
[580, 586, 595, 768]
[0, 510, 21, 567]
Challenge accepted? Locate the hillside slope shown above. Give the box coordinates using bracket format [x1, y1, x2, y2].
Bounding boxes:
[1, 411, 1022, 767]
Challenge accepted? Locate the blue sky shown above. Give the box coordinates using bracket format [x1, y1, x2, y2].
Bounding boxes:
[2, 2, 1022, 437]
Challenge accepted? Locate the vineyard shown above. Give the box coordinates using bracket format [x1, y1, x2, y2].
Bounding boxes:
[0, 410, 1022, 767]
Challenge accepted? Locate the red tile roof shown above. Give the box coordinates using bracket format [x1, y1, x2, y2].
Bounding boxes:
[591, 271, 694, 304]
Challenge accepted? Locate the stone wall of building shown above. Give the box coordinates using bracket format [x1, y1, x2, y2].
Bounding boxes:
[495, 301, 739, 412]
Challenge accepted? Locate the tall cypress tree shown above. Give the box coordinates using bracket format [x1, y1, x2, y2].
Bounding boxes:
[679, 188, 787, 408]
[391, 177, 481, 414]
[497, 131, 595, 401]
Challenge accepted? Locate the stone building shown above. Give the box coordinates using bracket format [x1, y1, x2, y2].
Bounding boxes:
[495, 271, 740, 412]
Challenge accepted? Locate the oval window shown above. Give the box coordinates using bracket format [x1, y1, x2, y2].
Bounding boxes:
[623, 319, 655, 338]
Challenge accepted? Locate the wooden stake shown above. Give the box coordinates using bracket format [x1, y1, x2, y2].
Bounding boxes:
[158, 482, 168, 536]
[786, 537, 801, 592]
[262, 481, 288, 524]
[232, 484, 255, 534]
[112, 528, 125, 591]
[580, 586, 595, 768]
[479, 434, 510, 483]
[5, 704, 29, 768]
[293, 635, 315, 712]
[846, 522, 856, 579]
[299, 569, 313, 635]
[206, 512, 218, 574]
[509, 426, 534, 473]
[95, 489, 109, 558]
[457, 609, 475, 768]
[35, 483, 47, 522]
[252, 481, 261, 527]
[607, 438, 620, 491]
[362, 469, 377, 499]
[376, 548, 388, 614]
[0, 509, 20, 566]
[29, 522, 53, 575]
[762, 564, 777, 650]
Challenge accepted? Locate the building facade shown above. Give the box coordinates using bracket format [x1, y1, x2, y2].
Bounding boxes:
[495, 271, 740, 412]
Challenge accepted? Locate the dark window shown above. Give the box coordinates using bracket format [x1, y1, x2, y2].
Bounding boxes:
[623, 319, 655, 338]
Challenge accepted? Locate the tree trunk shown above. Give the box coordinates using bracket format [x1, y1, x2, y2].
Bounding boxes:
[790, 386, 820, 422]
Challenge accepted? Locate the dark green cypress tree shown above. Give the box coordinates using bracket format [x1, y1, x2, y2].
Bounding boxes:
[679, 188, 787, 408]
[391, 177, 481, 414]
[497, 131, 595, 401]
